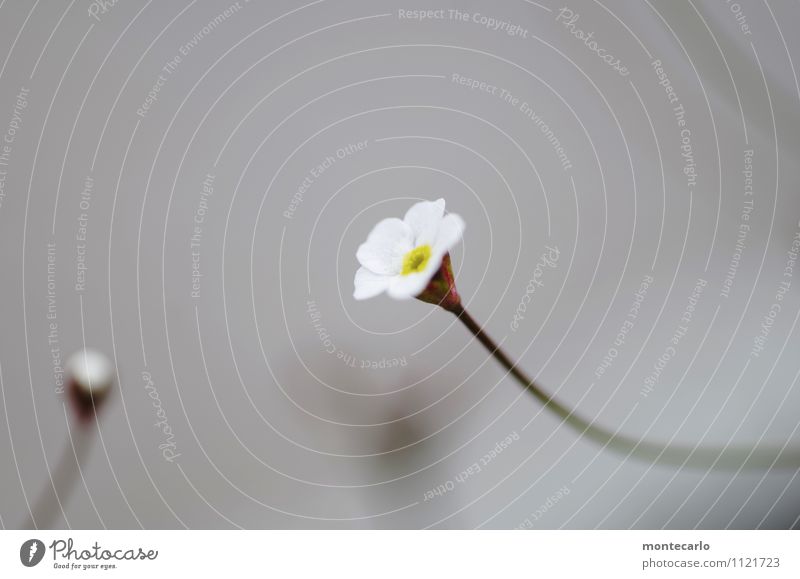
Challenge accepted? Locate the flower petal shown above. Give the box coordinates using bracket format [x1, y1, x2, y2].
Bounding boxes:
[432, 213, 465, 254]
[356, 217, 413, 275]
[404, 198, 445, 246]
[387, 252, 443, 300]
[353, 267, 392, 300]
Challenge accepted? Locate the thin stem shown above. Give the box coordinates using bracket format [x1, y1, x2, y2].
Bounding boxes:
[23, 422, 92, 529]
[452, 304, 800, 469]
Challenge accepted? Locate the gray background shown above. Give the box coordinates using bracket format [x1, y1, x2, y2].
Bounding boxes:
[1, 0, 799, 529]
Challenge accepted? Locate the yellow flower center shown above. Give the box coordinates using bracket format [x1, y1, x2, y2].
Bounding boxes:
[401, 244, 432, 276]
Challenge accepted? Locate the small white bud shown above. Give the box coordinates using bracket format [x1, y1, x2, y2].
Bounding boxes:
[66, 348, 114, 398]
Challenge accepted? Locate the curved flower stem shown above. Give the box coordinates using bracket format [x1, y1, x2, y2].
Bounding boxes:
[452, 304, 800, 470]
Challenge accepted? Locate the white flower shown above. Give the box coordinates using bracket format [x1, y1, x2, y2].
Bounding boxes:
[354, 198, 465, 300]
